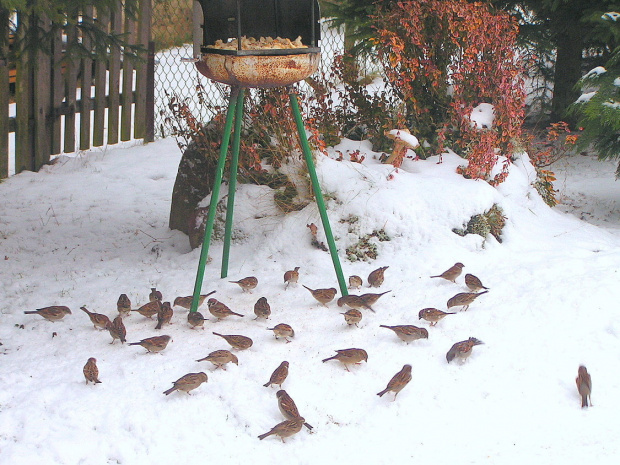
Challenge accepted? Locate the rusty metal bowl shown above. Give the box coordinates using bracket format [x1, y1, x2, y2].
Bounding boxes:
[196, 49, 320, 88]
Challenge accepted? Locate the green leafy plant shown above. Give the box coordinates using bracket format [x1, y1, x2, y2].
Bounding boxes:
[453, 204, 506, 243]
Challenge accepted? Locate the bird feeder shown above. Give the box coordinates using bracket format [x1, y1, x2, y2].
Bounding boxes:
[194, 0, 321, 88]
[188, 0, 347, 313]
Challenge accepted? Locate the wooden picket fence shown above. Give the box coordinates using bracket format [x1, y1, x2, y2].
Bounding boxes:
[0, 1, 154, 179]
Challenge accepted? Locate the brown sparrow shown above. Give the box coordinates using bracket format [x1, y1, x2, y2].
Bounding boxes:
[155, 302, 173, 330]
[83, 357, 101, 384]
[173, 290, 216, 309]
[187, 311, 208, 329]
[322, 348, 368, 371]
[80, 306, 111, 330]
[576, 365, 592, 408]
[264, 361, 289, 387]
[24, 306, 71, 321]
[418, 307, 456, 326]
[360, 290, 391, 306]
[196, 349, 239, 369]
[337, 295, 374, 312]
[254, 297, 271, 320]
[302, 285, 337, 306]
[284, 267, 300, 289]
[163, 372, 208, 395]
[446, 337, 484, 363]
[129, 335, 172, 353]
[348, 275, 363, 289]
[380, 325, 428, 343]
[430, 262, 464, 283]
[368, 266, 389, 287]
[258, 417, 305, 442]
[212, 332, 253, 350]
[267, 323, 295, 342]
[106, 315, 126, 344]
[342, 309, 362, 327]
[117, 294, 131, 318]
[149, 287, 163, 302]
[132, 300, 161, 319]
[229, 276, 258, 293]
[377, 364, 412, 399]
[276, 390, 314, 430]
[447, 290, 488, 311]
[207, 298, 244, 320]
[464, 273, 489, 292]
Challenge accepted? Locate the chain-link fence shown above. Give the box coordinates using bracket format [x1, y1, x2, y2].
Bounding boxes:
[151, 0, 346, 139]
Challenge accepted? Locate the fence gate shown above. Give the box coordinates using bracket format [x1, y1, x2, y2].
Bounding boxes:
[0, 0, 154, 179]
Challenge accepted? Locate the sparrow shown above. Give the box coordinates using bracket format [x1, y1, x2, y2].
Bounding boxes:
[258, 417, 305, 442]
[302, 285, 337, 306]
[212, 332, 253, 350]
[24, 306, 71, 322]
[446, 337, 484, 363]
[267, 323, 295, 342]
[173, 290, 216, 309]
[276, 390, 314, 430]
[207, 298, 244, 320]
[129, 335, 172, 353]
[229, 276, 258, 293]
[264, 361, 289, 388]
[117, 294, 131, 317]
[155, 302, 173, 330]
[418, 307, 456, 326]
[348, 275, 363, 289]
[576, 365, 592, 408]
[149, 287, 163, 302]
[342, 309, 362, 327]
[368, 266, 388, 287]
[464, 273, 489, 292]
[337, 295, 374, 312]
[132, 300, 161, 319]
[196, 349, 239, 369]
[380, 325, 428, 343]
[283, 267, 300, 289]
[80, 306, 111, 330]
[187, 311, 208, 329]
[377, 364, 412, 400]
[106, 315, 126, 344]
[322, 348, 368, 371]
[83, 357, 101, 384]
[360, 290, 391, 306]
[254, 297, 271, 320]
[163, 372, 208, 395]
[447, 291, 488, 311]
[430, 262, 464, 283]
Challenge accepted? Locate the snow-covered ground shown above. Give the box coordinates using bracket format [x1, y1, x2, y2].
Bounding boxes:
[1, 137, 619, 464]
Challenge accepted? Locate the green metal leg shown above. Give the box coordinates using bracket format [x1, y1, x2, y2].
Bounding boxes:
[221, 88, 245, 278]
[288, 90, 348, 296]
[189, 87, 240, 313]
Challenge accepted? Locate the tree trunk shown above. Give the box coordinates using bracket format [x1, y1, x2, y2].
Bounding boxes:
[551, 21, 584, 124]
[168, 142, 217, 246]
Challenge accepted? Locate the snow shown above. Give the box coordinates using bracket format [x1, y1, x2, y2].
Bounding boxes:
[1, 134, 620, 464]
[387, 129, 420, 148]
[470, 102, 495, 128]
[584, 66, 607, 78]
[602, 100, 620, 109]
[575, 91, 596, 103]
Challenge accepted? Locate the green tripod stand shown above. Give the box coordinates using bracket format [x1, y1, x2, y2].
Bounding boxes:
[189, 86, 348, 313]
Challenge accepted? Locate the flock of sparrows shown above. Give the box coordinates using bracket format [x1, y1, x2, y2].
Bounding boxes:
[26, 261, 593, 444]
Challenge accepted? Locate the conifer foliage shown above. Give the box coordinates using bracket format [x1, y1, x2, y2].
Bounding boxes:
[571, 12, 620, 176]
